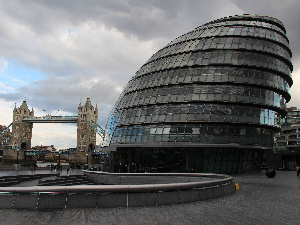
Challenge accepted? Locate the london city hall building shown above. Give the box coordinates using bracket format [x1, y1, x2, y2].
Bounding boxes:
[105, 15, 293, 174]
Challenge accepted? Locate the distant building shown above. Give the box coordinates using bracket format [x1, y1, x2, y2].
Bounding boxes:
[9, 99, 34, 150]
[274, 107, 300, 152]
[77, 97, 98, 152]
[31, 145, 57, 151]
[0, 125, 12, 149]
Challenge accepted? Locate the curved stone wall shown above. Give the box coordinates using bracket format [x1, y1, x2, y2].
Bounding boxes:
[0, 173, 234, 209]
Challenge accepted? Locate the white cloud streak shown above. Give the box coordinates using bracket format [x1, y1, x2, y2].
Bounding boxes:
[0, 58, 8, 73]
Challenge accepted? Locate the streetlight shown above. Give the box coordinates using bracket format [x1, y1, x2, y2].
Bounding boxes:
[86, 153, 89, 165]
[16, 149, 19, 164]
[58, 152, 61, 165]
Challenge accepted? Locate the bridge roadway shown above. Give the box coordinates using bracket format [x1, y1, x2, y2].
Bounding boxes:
[22, 116, 78, 123]
[0, 171, 299, 224]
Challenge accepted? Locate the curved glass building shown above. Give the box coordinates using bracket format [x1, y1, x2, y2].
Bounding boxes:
[106, 14, 293, 174]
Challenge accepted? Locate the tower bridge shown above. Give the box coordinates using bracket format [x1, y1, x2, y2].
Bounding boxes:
[22, 115, 78, 123]
[0, 97, 106, 152]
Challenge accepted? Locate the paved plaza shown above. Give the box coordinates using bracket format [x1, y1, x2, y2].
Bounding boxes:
[0, 170, 299, 224]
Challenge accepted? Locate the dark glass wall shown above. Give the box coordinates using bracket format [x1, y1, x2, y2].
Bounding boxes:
[113, 147, 262, 174]
[106, 14, 293, 173]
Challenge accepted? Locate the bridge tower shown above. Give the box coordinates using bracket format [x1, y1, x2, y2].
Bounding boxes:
[77, 97, 98, 152]
[10, 99, 34, 150]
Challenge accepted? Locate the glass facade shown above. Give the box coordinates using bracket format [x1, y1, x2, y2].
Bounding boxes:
[106, 15, 293, 174]
[114, 147, 263, 174]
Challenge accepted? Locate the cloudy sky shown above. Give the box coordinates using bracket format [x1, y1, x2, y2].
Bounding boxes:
[0, 0, 299, 149]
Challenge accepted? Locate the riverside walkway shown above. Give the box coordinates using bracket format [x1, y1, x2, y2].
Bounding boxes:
[0, 171, 299, 224]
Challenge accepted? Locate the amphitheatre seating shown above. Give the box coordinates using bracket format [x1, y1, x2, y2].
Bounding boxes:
[38, 174, 97, 186]
[0, 174, 59, 187]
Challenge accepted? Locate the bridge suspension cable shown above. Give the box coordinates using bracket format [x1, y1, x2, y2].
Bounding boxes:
[90, 121, 105, 138]
[0, 122, 12, 147]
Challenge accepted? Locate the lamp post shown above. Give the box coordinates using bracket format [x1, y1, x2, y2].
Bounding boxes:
[86, 153, 89, 165]
[16, 149, 19, 164]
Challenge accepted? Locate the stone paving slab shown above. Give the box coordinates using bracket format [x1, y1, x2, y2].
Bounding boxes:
[0, 171, 299, 224]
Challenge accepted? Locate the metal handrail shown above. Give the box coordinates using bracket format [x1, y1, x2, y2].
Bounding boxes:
[0, 173, 233, 194]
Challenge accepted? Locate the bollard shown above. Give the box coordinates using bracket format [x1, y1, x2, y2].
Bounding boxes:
[235, 183, 239, 190]
[265, 169, 276, 178]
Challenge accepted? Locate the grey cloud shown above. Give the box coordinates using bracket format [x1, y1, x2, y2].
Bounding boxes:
[1, 73, 122, 126]
[231, 0, 300, 66]
[1, 0, 240, 42]
[18, 74, 121, 109]
[1, 0, 300, 117]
